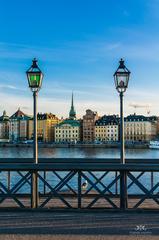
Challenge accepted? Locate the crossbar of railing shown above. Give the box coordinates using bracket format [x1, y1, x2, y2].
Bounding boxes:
[0, 163, 159, 171]
[0, 158, 159, 164]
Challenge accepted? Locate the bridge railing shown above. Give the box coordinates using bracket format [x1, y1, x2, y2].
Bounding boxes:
[0, 159, 159, 210]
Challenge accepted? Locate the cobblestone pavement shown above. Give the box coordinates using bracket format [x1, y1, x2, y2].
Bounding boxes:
[0, 211, 159, 239]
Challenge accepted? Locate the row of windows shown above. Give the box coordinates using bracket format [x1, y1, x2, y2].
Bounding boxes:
[56, 130, 78, 133]
[95, 129, 118, 133]
[56, 139, 78, 142]
[126, 134, 146, 137]
[125, 123, 147, 126]
[125, 130, 146, 134]
[56, 135, 78, 138]
[96, 138, 118, 141]
[56, 126, 79, 129]
[126, 125, 146, 128]
[83, 128, 94, 131]
[96, 134, 117, 137]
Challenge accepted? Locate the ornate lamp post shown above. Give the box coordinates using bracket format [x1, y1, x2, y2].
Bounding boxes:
[26, 58, 43, 208]
[114, 58, 130, 209]
[26, 58, 43, 164]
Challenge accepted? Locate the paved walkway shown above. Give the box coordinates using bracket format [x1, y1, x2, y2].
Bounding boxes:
[0, 211, 159, 239]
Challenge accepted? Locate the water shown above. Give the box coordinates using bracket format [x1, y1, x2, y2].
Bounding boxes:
[0, 146, 159, 158]
[0, 147, 159, 195]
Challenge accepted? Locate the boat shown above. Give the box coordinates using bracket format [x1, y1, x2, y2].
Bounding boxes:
[149, 141, 159, 149]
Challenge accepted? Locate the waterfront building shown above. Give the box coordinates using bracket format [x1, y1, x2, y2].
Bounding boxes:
[82, 109, 99, 143]
[124, 114, 158, 142]
[55, 93, 81, 143]
[55, 119, 80, 143]
[0, 110, 9, 142]
[95, 115, 119, 142]
[28, 113, 60, 142]
[9, 108, 31, 142]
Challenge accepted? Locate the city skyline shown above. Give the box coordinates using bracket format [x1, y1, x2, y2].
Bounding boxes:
[0, 0, 159, 117]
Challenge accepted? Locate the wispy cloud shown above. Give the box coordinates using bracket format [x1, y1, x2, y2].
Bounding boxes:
[0, 87, 158, 118]
[2, 37, 159, 66]
[0, 40, 121, 64]
[0, 84, 19, 90]
[1, 36, 159, 116]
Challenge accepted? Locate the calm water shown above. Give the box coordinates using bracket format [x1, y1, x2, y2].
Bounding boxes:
[0, 146, 159, 158]
[0, 147, 159, 195]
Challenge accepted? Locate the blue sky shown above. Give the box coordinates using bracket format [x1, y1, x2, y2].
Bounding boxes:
[0, 0, 159, 117]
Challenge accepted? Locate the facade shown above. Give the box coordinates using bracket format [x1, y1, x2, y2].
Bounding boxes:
[28, 113, 60, 142]
[82, 109, 99, 143]
[9, 108, 31, 142]
[95, 115, 119, 142]
[55, 119, 80, 143]
[0, 111, 9, 142]
[124, 114, 158, 142]
[55, 93, 81, 143]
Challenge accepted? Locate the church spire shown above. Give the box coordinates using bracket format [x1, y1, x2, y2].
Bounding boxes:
[69, 92, 76, 119]
[71, 92, 74, 108]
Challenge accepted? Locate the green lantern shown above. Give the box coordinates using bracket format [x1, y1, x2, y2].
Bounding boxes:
[26, 58, 43, 92]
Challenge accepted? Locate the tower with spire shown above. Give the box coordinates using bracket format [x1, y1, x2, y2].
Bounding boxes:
[55, 92, 80, 143]
[69, 92, 76, 120]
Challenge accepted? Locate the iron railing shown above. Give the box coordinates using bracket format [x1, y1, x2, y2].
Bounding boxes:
[0, 158, 159, 210]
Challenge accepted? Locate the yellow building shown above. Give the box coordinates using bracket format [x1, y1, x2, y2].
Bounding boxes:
[124, 115, 157, 142]
[95, 115, 119, 142]
[28, 113, 60, 142]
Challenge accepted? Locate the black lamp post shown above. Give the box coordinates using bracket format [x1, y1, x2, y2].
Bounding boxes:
[114, 58, 130, 164]
[26, 58, 43, 208]
[26, 58, 43, 164]
[114, 58, 130, 209]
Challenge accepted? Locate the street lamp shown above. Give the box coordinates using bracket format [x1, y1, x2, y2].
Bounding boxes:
[114, 58, 130, 209]
[26, 58, 43, 164]
[26, 58, 43, 209]
[114, 58, 130, 164]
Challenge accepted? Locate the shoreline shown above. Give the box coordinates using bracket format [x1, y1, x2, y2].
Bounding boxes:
[0, 143, 149, 149]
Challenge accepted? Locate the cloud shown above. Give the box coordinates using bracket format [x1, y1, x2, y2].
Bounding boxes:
[0, 84, 18, 90]
[0, 40, 121, 64]
[1, 37, 159, 117]
[0, 86, 158, 119]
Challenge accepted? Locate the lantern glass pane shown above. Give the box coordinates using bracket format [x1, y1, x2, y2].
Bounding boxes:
[28, 73, 41, 88]
[117, 74, 127, 87]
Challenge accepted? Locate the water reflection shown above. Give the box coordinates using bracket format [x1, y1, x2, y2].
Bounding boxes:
[0, 147, 158, 158]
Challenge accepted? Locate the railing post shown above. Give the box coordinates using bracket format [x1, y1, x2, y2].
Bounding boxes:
[120, 170, 127, 210]
[78, 171, 82, 209]
[31, 170, 38, 208]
